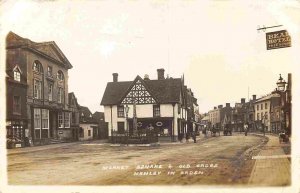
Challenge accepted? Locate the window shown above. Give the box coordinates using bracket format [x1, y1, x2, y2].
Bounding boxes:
[58, 112, 64, 128]
[64, 112, 70, 128]
[88, 130, 91, 137]
[178, 104, 181, 114]
[117, 122, 125, 134]
[117, 106, 124, 117]
[57, 71, 64, 81]
[265, 113, 268, 120]
[41, 109, 49, 138]
[13, 96, 21, 114]
[34, 79, 42, 99]
[72, 112, 76, 124]
[33, 61, 42, 73]
[14, 70, 21, 82]
[48, 83, 53, 101]
[261, 104, 263, 110]
[58, 87, 63, 103]
[261, 112, 264, 119]
[265, 103, 268, 109]
[153, 104, 160, 117]
[34, 108, 41, 139]
[257, 105, 259, 110]
[257, 113, 260, 120]
[47, 66, 52, 77]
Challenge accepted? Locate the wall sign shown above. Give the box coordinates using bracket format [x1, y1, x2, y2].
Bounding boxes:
[266, 30, 291, 50]
[156, 122, 163, 127]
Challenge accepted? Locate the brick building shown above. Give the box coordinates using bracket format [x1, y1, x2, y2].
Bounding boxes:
[6, 32, 73, 146]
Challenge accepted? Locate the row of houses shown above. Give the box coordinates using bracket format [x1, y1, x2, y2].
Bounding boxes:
[100, 69, 200, 142]
[202, 74, 292, 135]
[6, 32, 107, 148]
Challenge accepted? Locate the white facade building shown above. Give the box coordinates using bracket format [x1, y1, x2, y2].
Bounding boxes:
[101, 69, 197, 142]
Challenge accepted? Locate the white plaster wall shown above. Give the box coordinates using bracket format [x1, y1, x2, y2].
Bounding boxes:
[79, 123, 97, 140]
[254, 100, 271, 131]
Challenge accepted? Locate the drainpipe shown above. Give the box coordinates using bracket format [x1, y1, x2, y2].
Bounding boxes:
[110, 105, 113, 142]
[172, 103, 175, 142]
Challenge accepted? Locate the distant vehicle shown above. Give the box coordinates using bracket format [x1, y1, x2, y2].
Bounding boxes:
[223, 127, 232, 136]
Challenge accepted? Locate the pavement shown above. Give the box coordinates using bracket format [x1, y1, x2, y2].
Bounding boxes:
[7, 132, 217, 154]
[248, 134, 291, 186]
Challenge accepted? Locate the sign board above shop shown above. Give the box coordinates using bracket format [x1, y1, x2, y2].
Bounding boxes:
[266, 30, 291, 50]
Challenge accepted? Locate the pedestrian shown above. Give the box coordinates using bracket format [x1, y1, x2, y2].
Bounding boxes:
[193, 131, 196, 143]
[185, 132, 189, 143]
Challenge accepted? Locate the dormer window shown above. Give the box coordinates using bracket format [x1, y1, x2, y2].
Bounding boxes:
[57, 71, 64, 81]
[33, 61, 42, 73]
[13, 68, 21, 82]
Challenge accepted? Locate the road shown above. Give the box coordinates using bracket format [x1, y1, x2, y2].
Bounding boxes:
[7, 133, 283, 185]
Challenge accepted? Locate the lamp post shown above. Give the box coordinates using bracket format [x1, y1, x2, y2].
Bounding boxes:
[125, 105, 130, 146]
[276, 74, 287, 133]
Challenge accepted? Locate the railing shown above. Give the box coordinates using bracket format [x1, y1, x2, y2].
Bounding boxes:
[111, 129, 158, 144]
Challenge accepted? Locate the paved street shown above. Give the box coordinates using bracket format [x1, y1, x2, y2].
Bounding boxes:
[7, 133, 290, 186]
[248, 134, 291, 186]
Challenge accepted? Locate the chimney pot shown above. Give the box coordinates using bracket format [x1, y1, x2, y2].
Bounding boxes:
[226, 103, 230, 107]
[252, 95, 256, 101]
[112, 73, 118, 82]
[157, 68, 165, 80]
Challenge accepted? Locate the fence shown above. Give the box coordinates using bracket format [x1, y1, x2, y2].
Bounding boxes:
[111, 129, 158, 144]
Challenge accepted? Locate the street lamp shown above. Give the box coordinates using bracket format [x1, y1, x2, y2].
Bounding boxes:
[276, 74, 287, 133]
[276, 74, 286, 92]
[125, 105, 130, 145]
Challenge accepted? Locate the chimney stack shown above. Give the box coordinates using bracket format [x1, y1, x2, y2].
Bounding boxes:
[112, 73, 118, 82]
[157, 68, 165, 80]
[218, 105, 223, 109]
[226, 103, 230, 108]
[241, 98, 245, 104]
[252, 95, 256, 101]
[214, 107, 217, 110]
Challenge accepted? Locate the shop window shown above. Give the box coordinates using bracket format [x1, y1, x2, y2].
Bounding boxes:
[153, 105, 160, 117]
[34, 108, 41, 129]
[64, 112, 70, 128]
[117, 122, 125, 134]
[13, 96, 21, 114]
[117, 105, 124, 117]
[34, 79, 42, 99]
[58, 112, 64, 128]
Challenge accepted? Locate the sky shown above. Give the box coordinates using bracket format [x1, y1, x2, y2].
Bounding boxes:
[1, 0, 300, 113]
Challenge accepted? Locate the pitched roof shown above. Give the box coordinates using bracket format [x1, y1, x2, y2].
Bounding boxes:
[93, 111, 105, 122]
[6, 31, 72, 69]
[100, 76, 182, 105]
[68, 92, 80, 108]
[255, 93, 280, 103]
[79, 106, 97, 124]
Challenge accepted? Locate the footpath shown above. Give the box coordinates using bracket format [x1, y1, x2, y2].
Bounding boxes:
[7, 139, 108, 155]
[248, 134, 291, 186]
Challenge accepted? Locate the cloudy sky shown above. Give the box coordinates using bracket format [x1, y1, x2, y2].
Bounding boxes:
[1, 0, 300, 113]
